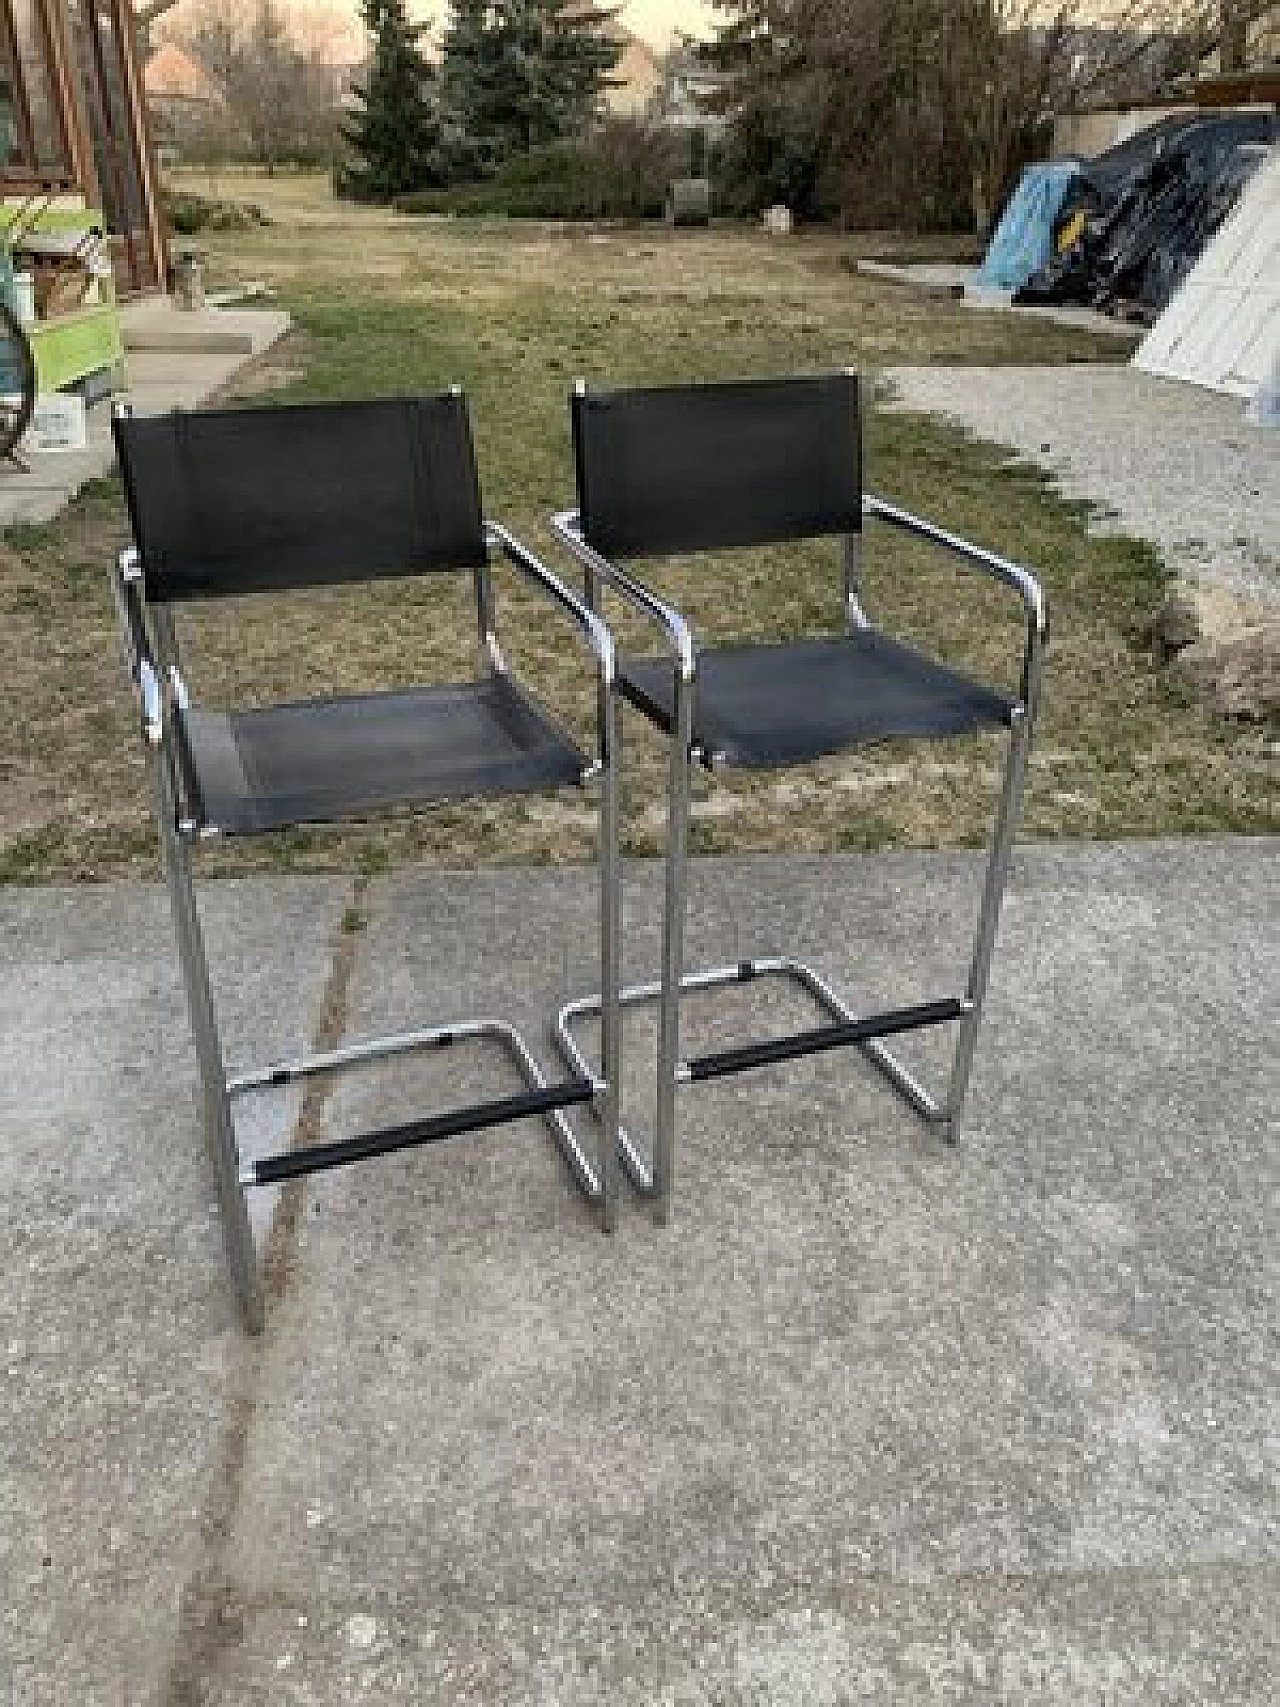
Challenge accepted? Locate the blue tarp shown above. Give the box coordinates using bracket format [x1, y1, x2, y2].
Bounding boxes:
[978, 161, 1079, 289]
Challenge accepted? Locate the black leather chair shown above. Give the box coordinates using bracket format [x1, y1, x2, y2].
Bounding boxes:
[550, 373, 1047, 1221]
[112, 392, 622, 1329]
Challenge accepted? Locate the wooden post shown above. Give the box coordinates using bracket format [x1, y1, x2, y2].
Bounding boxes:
[39, 0, 100, 204]
[0, 1, 41, 172]
[105, 0, 169, 290]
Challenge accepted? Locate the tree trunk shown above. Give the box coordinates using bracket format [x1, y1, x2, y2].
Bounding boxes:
[1220, 1, 1248, 70]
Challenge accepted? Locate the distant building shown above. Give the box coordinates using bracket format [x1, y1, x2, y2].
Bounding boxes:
[604, 26, 663, 118]
[321, 59, 368, 114]
[1049, 8, 1279, 162]
[649, 45, 727, 133]
[290, 10, 369, 110]
[1191, 9, 1280, 107]
[144, 41, 220, 108]
[143, 42, 222, 159]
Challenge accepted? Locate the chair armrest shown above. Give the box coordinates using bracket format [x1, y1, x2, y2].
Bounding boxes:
[485, 521, 616, 685]
[549, 510, 696, 679]
[112, 549, 164, 746]
[862, 493, 1048, 708]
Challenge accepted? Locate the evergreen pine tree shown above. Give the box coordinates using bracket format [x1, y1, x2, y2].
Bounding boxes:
[532, 0, 621, 148]
[440, 0, 621, 175]
[705, 0, 823, 216]
[437, 0, 506, 180]
[341, 0, 442, 200]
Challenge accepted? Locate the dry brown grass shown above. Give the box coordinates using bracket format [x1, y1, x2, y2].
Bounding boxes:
[1, 173, 1270, 882]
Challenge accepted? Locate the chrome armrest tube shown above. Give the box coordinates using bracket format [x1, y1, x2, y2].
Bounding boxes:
[112, 547, 149, 682]
[138, 658, 164, 747]
[113, 548, 165, 746]
[862, 492, 1047, 706]
[549, 510, 696, 680]
[485, 520, 616, 687]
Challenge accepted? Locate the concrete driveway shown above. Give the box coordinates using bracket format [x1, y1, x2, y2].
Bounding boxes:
[2, 839, 1276, 1703]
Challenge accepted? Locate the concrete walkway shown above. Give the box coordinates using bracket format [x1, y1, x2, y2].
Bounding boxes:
[0, 301, 291, 528]
[1, 840, 1276, 1703]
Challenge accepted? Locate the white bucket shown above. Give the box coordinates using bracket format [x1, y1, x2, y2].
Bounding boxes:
[23, 393, 89, 453]
[11, 271, 35, 326]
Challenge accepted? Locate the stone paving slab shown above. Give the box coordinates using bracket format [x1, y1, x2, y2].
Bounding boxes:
[0, 841, 1275, 1703]
[223, 840, 1274, 1702]
[0, 877, 349, 1707]
[120, 302, 291, 358]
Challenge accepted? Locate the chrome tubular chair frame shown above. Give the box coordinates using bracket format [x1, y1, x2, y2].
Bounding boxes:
[548, 386, 1047, 1225]
[112, 406, 622, 1333]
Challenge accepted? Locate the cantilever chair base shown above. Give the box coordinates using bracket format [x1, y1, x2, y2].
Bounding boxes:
[555, 957, 965, 1215]
[228, 1013, 599, 1195]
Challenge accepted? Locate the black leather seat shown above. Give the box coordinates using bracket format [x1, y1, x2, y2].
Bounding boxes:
[620, 631, 1013, 770]
[179, 675, 585, 835]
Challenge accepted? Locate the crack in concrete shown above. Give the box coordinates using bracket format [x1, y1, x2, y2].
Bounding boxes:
[156, 876, 370, 1707]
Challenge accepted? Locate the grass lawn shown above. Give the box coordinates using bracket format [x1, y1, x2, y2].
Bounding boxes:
[0, 172, 1272, 882]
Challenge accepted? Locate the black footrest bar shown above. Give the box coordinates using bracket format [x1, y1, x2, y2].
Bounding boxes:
[682, 998, 965, 1085]
[246, 1078, 597, 1187]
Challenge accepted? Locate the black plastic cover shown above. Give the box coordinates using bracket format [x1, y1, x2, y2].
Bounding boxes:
[1016, 112, 1277, 318]
[251, 1078, 597, 1185]
[685, 997, 964, 1083]
[620, 632, 1014, 769]
[572, 373, 862, 560]
[114, 394, 488, 602]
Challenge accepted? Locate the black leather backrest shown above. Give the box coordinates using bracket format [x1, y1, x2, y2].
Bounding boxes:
[114, 394, 488, 601]
[571, 373, 862, 560]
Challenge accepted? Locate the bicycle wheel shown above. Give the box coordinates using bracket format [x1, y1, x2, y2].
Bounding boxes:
[0, 295, 37, 462]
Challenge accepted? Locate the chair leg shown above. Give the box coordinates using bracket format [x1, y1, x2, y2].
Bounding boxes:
[653, 667, 695, 1225]
[597, 675, 622, 1231]
[149, 751, 264, 1334]
[944, 702, 1034, 1139]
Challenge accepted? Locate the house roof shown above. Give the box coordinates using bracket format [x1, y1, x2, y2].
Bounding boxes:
[144, 42, 221, 105]
[608, 26, 662, 111]
[559, 6, 663, 114]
